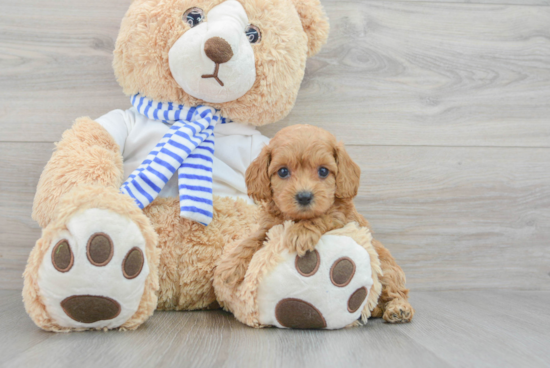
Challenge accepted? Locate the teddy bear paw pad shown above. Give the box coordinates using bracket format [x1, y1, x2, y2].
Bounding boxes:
[38, 208, 149, 329]
[275, 298, 326, 329]
[256, 234, 374, 330]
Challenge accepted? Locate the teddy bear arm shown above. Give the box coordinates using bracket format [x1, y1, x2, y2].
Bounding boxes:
[32, 117, 124, 227]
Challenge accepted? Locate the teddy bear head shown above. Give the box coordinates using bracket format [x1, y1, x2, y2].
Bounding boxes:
[113, 0, 329, 126]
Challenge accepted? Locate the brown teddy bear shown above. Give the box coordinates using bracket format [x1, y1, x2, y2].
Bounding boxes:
[23, 0, 413, 332]
[23, 0, 330, 332]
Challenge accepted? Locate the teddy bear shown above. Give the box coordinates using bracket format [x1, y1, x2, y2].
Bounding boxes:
[23, 0, 413, 332]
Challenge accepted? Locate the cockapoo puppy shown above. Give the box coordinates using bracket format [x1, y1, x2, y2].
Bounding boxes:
[218, 125, 414, 323]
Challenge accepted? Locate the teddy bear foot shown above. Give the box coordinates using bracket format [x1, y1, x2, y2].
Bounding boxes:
[33, 208, 151, 330]
[215, 222, 383, 330]
[256, 232, 376, 329]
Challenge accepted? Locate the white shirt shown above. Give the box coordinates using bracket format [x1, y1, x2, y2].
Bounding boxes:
[96, 107, 269, 203]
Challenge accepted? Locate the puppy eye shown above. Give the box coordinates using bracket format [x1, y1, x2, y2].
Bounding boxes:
[183, 7, 204, 28]
[278, 167, 290, 179]
[245, 25, 261, 44]
[318, 167, 329, 178]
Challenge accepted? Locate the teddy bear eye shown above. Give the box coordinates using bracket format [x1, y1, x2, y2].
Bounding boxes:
[318, 167, 329, 178]
[278, 167, 290, 179]
[183, 7, 204, 28]
[245, 25, 261, 44]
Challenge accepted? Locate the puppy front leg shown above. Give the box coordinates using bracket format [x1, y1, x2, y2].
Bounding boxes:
[285, 222, 322, 256]
[372, 239, 415, 323]
[286, 215, 344, 256]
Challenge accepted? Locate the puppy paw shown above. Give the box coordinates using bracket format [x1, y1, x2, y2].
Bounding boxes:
[383, 298, 415, 323]
[36, 208, 150, 330]
[285, 225, 320, 256]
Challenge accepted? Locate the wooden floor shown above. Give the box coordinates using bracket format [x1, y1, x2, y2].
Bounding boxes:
[1, 0, 550, 366]
[1, 290, 549, 368]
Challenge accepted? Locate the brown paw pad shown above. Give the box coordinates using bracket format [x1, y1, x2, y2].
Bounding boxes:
[295, 249, 320, 277]
[61, 295, 121, 323]
[330, 257, 356, 287]
[122, 247, 144, 279]
[275, 298, 327, 329]
[348, 287, 368, 313]
[87, 233, 114, 267]
[52, 240, 74, 273]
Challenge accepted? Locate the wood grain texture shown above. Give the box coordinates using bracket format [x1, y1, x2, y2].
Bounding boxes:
[0, 0, 132, 142]
[1, 142, 549, 291]
[387, 0, 550, 5]
[1, 1, 549, 146]
[0, 143, 52, 289]
[2, 290, 549, 368]
[351, 145, 550, 291]
[260, 1, 550, 146]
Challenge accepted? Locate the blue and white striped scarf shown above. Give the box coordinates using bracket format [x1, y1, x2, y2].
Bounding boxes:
[121, 94, 230, 226]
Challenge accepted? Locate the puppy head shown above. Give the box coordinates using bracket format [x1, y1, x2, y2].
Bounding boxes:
[246, 125, 361, 220]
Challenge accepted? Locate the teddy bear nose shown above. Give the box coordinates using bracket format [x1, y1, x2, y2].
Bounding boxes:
[204, 37, 234, 64]
[296, 191, 314, 206]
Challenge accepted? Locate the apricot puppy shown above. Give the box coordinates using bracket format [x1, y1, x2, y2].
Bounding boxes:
[219, 124, 414, 323]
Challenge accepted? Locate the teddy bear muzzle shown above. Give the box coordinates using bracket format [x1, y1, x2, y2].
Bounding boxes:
[168, 0, 256, 103]
[201, 36, 234, 86]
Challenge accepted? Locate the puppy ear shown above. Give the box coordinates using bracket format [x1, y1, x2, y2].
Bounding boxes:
[290, 0, 330, 57]
[335, 142, 361, 199]
[246, 145, 272, 203]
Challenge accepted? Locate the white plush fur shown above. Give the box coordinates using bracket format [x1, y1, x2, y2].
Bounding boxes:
[37, 209, 149, 329]
[169, 0, 256, 103]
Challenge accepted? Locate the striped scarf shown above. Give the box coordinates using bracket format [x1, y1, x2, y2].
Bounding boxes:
[121, 94, 230, 226]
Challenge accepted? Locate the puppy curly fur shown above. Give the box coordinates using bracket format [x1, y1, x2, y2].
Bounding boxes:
[217, 125, 415, 323]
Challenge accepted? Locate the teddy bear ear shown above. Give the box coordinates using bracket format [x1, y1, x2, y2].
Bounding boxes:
[290, 0, 330, 57]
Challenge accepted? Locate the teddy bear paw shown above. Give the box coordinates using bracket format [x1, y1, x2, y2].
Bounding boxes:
[256, 234, 375, 330]
[37, 208, 149, 329]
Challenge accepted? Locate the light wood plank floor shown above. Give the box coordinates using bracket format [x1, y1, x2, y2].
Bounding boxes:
[1, 290, 549, 368]
[1, 0, 550, 366]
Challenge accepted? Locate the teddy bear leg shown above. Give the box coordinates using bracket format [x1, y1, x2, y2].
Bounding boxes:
[372, 239, 415, 323]
[215, 223, 383, 330]
[146, 196, 258, 311]
[144, 197, 224, 311]
[23, 185, 160, 332]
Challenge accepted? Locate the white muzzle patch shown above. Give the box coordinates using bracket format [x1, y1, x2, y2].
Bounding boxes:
[169, 0, 256, 103]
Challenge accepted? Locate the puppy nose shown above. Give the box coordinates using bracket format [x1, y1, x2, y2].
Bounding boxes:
[296, 191, 314, 206]
[204, 37, 234, 64]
